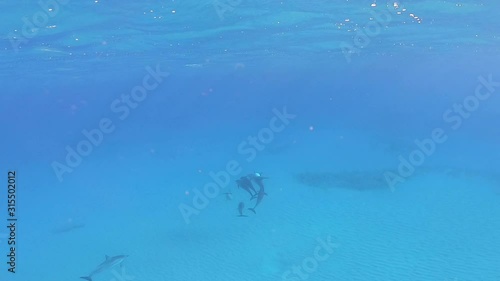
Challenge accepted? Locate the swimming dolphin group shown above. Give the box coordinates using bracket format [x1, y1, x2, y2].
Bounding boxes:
[235, 172, 268, 216]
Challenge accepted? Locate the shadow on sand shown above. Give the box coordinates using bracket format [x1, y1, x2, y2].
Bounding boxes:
[294, 171, 388, 191]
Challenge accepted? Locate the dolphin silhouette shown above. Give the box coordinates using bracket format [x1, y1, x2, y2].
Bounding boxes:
[237, 202, 248, 217]
[236, 176, 257, 198]
[80, 255, 128, 281]
[248, 174, 268, 214]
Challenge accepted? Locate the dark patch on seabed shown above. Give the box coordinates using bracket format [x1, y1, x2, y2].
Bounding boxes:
[294, 167, 500, 191]
[294, 171, 387, 191]
[429, 166, 500, 184]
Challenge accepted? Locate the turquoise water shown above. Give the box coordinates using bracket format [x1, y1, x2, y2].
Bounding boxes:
[1, 1, 500, 281]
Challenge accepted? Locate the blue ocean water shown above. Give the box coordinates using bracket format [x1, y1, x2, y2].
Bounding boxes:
[1, 1, 500, 280]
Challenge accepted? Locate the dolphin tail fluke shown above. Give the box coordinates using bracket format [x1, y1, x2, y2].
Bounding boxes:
[248, 208, 256, 214]
[80, 277, 92, 281]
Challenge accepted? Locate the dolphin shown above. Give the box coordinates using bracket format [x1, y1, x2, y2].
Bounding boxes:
[248, 180, 267, 214]
[237, 202, 248, 217]
[247, 172, 268, 191]
[80, 254, 128, 281]
[236, 177, 257, 198]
